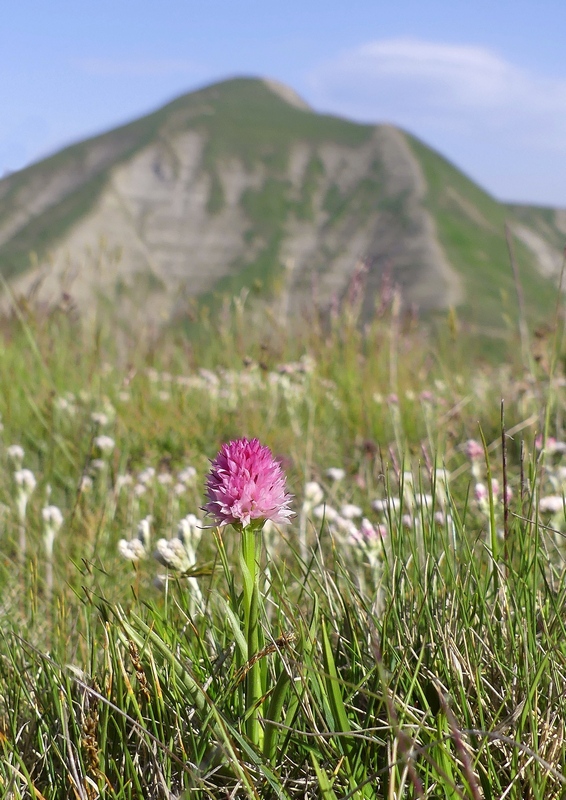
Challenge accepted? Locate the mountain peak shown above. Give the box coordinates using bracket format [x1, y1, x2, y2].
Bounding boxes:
[261, 78, 311, 111]
[0, 77, 563, 333]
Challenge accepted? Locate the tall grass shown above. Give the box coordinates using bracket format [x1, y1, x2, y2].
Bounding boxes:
[0, 287, 565, 798]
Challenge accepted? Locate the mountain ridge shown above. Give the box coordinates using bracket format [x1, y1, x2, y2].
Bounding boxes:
[0, 76, 563, 331]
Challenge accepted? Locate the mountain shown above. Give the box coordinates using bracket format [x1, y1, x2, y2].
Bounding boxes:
[0, 76, 563, 331]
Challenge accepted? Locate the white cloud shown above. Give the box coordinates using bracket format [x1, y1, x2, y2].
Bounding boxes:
[308, 38, 566, 146]
[78, 58, 201, 77]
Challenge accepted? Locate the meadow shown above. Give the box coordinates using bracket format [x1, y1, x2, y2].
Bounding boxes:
[0, 282, 565, 799]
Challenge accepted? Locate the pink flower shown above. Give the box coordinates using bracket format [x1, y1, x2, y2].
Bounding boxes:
[204, 437, 294, 528]
[465, 439, 484, 462]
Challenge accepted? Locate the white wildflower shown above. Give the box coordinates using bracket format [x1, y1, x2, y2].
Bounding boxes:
[137, 516, 152, 550]
[42, 505, 64, 529]
[178, 466, 197, 485]
[137, 467, 156, 485]
[313, 504, 339, 523]
[118, 538, 147, 561]
[115, 474, 133, 491]
[333, 515, 359, 537]
[304, 481, 324, 507]
[340, 503, 363, 520]
[54, 395, 77, 415]
[118, 515, 152, 561]
[42, 505, 64, 556]
[372, 497, 401, 513]
[7, 444, 25, 466]
[94, 435, 115, 455]
[177, 514, 202, 558]
[80, 475, 93, 492]
[154, 537, 192, 572]
[15, 468, 36, 523]
[326, 467, 345, 482]
[539, 495, 564, 514]
[15, 468, 36, 494]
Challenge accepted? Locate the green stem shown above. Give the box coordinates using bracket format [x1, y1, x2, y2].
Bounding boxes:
[240, 524, 263, 747]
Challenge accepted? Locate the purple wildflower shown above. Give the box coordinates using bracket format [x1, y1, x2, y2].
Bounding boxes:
[204, 437, 294, 528]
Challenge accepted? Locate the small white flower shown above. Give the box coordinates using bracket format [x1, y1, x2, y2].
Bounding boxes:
[90, 459, 107, 473]
[80, 475, 93, 492]
[115, 474, 133, 491]
[177, 514, 202, 555]
[42, 505, 64, 556]
[547, 440, 566, 455]
[15, 469, 36, 522]
[340, 503, 363, 520]
[157, 473, 173, 485]
[91, 412, 109, 427]
[7, 444, 25, 466]
[326, 467, 345, 482]
[178, 466, 197, 485]
[118, 538, 147, 561]
[137, 517, 152, 550]
[154, 514, 202, 573]
[137, 467, 156, 485]
[134, 483, 147, 497]
[372, 497, 401, 513]
[94, 435, 115, 455]
[174, 482, 187, 496]
[118, 516, 152, 561]
[313, 504, 339, 523]
[304, 481, 324, 506]
[539, 495, 564, 514]
[42, 505, 64, 529]
[334, 516, 359, 537]
[154, 537, 192, 572]
[54, 394, 77, 415]
[14, 468, 36, 494]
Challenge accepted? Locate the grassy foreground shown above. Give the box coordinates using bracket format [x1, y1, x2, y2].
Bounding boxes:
[0, 289, 565, 799]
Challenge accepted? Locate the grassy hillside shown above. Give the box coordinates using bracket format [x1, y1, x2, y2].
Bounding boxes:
[0, 290, 565, 797]
[406, 133, 560, 330]
[0, 79, 372, 283]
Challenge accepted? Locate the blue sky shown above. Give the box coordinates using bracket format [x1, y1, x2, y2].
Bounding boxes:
[2, 0, 566, 206]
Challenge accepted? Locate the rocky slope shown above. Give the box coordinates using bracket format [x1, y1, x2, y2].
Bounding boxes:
[0, 77, 563, 330]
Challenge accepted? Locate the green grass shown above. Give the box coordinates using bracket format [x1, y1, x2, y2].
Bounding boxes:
[405, 132, 559, 331]
[0, 285, 565, 797]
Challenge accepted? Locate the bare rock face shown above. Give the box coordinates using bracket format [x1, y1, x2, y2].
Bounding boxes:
[0, 77, 562, 327]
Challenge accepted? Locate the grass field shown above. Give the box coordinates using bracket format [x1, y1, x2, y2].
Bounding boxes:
[0, 281, 565, 799]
